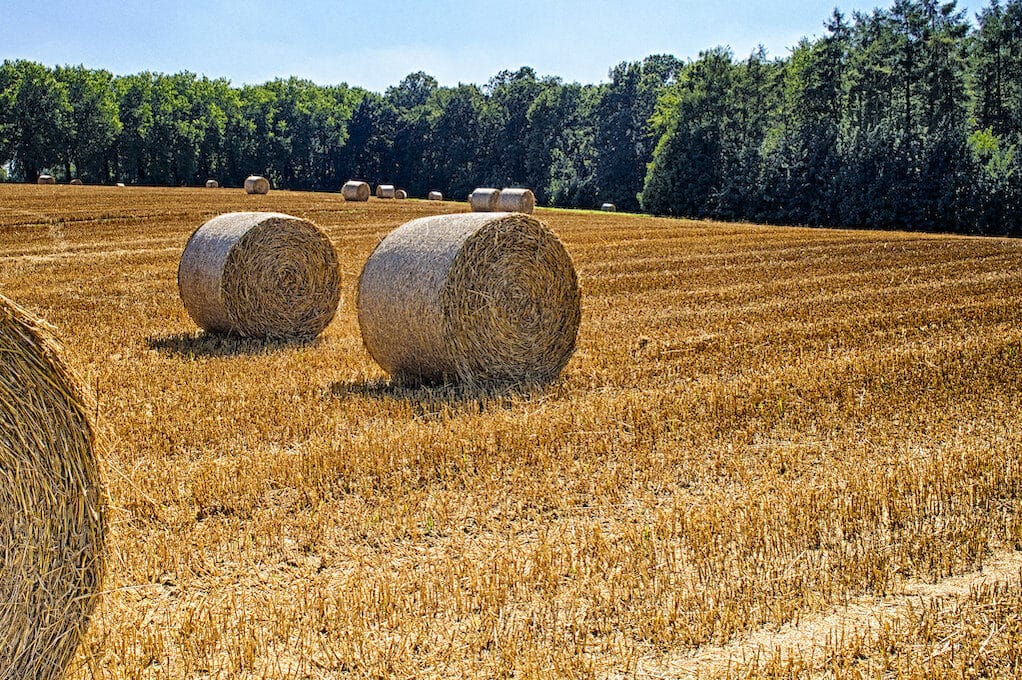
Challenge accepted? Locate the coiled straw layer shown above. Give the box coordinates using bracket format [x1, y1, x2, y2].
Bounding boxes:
[244, 175, 270, 194]
[358, 212, 581, 385]
[342, 181, 370, 201]
[0, 295, 105, 680]
[178, 212, 341, 338]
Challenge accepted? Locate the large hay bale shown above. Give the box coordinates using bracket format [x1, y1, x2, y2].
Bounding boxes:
[395, 189, 407, 200]
[37, 174, 55, 185]
[428, 191, 443, 201]
[178, 212, 341, 338]
[70, 178, 84, 186]
[601, 203, 616, 212]
[0, 295, 105, 680]
[244, 175, 270, 195]
[358, 212, 581, 384]
[469, 188, 501, 212]
[342, 180, 371, 202]
[205, 179, 219, 188]
[377, 184, 396, 199]
[497, 188, 535, 214]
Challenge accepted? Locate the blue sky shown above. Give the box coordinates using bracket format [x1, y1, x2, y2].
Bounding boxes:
[2, 0, 986, 91]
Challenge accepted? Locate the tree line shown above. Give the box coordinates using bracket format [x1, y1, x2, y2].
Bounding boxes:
[2, 0, 1021, 234]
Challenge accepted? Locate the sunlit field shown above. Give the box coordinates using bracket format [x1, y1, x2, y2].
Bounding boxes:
[2, 184, 1021, 679]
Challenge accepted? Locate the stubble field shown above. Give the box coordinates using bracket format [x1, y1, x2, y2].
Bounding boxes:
[2, 184, 1021, 679]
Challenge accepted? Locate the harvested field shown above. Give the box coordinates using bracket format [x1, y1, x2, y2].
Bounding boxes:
[1, 184, 1020, 679]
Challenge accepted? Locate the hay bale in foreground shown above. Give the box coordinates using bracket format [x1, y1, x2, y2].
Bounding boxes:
[395, 189, 407, 200]
[377, 184, 396, 199]
[70, 178, 84, 186]
[205, 179, 219, 188]
[0, 295, 105, 680]
[37, 174, 55, 185]
[244, 175, 270, 195]
[342, 180, 370, 201]
[498, 188, 536, 214]
[358, 212, 581, 384]
[601, 203, 616, 212]
[469, 188, 501, 212]
[428, 191, 443, 201]
[178, 212, 341, 338]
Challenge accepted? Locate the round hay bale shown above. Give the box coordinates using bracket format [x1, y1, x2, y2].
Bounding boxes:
[601, 203, 616, 212]
[395, 189, 407, 200]
[469, 188, 501, 212]
[377, 184, 396, 199]
[70, 178, 84, 186]
[428, 191, 443, 201]
[115, 182, 125, 187]
[37, 174, 55, 185]
[205, 179, 219, 188]
[357, 212, 581, 385]
[244, 175, 270, 195]
[497, 188, 535, 214]
[0, 295, 105, 680]
[178, 212, 341, 338]
[342, 180, 370, 202]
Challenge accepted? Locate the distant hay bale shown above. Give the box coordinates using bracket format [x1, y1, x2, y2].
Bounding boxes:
[115, 182, 125, 187]
[428, 191, 443, 201]
[342, 180, 370, 202]
[178, 212, 341, 338]
[358, 212, 581, 384]
[37, 174, 55, 185]
[0, 295, 105, 680]
[601, 203, 616, 212]
[497, 188, 535, 214]
[375, 184, 384, 198]
[244, 175, 270, 195]
[205, 179, 219, 188]
[377, 184, 396, 199]
[469, 188, 501, 212]
[70, 178, 83, 186]
[395, 189, 407, 200]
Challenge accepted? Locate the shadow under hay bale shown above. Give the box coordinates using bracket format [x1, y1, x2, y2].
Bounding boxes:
[0, 295, 105, 680]
[329, 376, 545, 418]
[177, 212, 342, 339]
[357, 212, 581, 386]
[146, 331, 319, 358]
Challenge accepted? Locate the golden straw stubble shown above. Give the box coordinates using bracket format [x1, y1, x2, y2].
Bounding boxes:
[0, 295, 104, 680]
[357, 212, 581, 385]
[178, 212, 342, 338]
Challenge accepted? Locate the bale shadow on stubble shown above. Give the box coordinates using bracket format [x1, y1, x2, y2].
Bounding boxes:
[146, 332, 319, 358]
[329, 376, 547, 417]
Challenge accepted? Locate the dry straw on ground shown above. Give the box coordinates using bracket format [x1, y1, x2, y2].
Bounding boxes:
[244, 176, 269, 195]
[0, 294, 104, 680]
[601, 202, 616, 212]
[342, 181, 370, 202]
[377, 184, 396, 199]
[469, 188, 501, 212]
[37, 174, 55, 185]
[357, 211, 581, 384]
[177, 212, 341, 338]
[205, 179, 218, 189]
[395, 189, 407, 200]
[497, 188, 535, 214]
[428, 191, 443, 201]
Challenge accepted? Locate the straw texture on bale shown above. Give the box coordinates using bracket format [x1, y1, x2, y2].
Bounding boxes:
[342, 180, 370, 201]
[601, 203, 616, 212]
[70, 178, 83, 186]
[178, 212, 341, 338]
[395, 189, 407, 200]
[205, 179, 219, 188]
[469, 188, 501, 212]
[358, 212, 581, 384]
[497, 188, 536, 214]
[244, 175, 270, 194]
[428, 191, 443, 201]
[377, 184, 396, 199]
[37, 174, 55, 185]
[0, 295, 105, 680]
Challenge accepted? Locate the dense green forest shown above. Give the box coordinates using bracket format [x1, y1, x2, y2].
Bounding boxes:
[2, 0, 1021, 234]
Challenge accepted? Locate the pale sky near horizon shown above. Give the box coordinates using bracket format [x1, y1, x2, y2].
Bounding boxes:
[1, 0, 986, 91]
